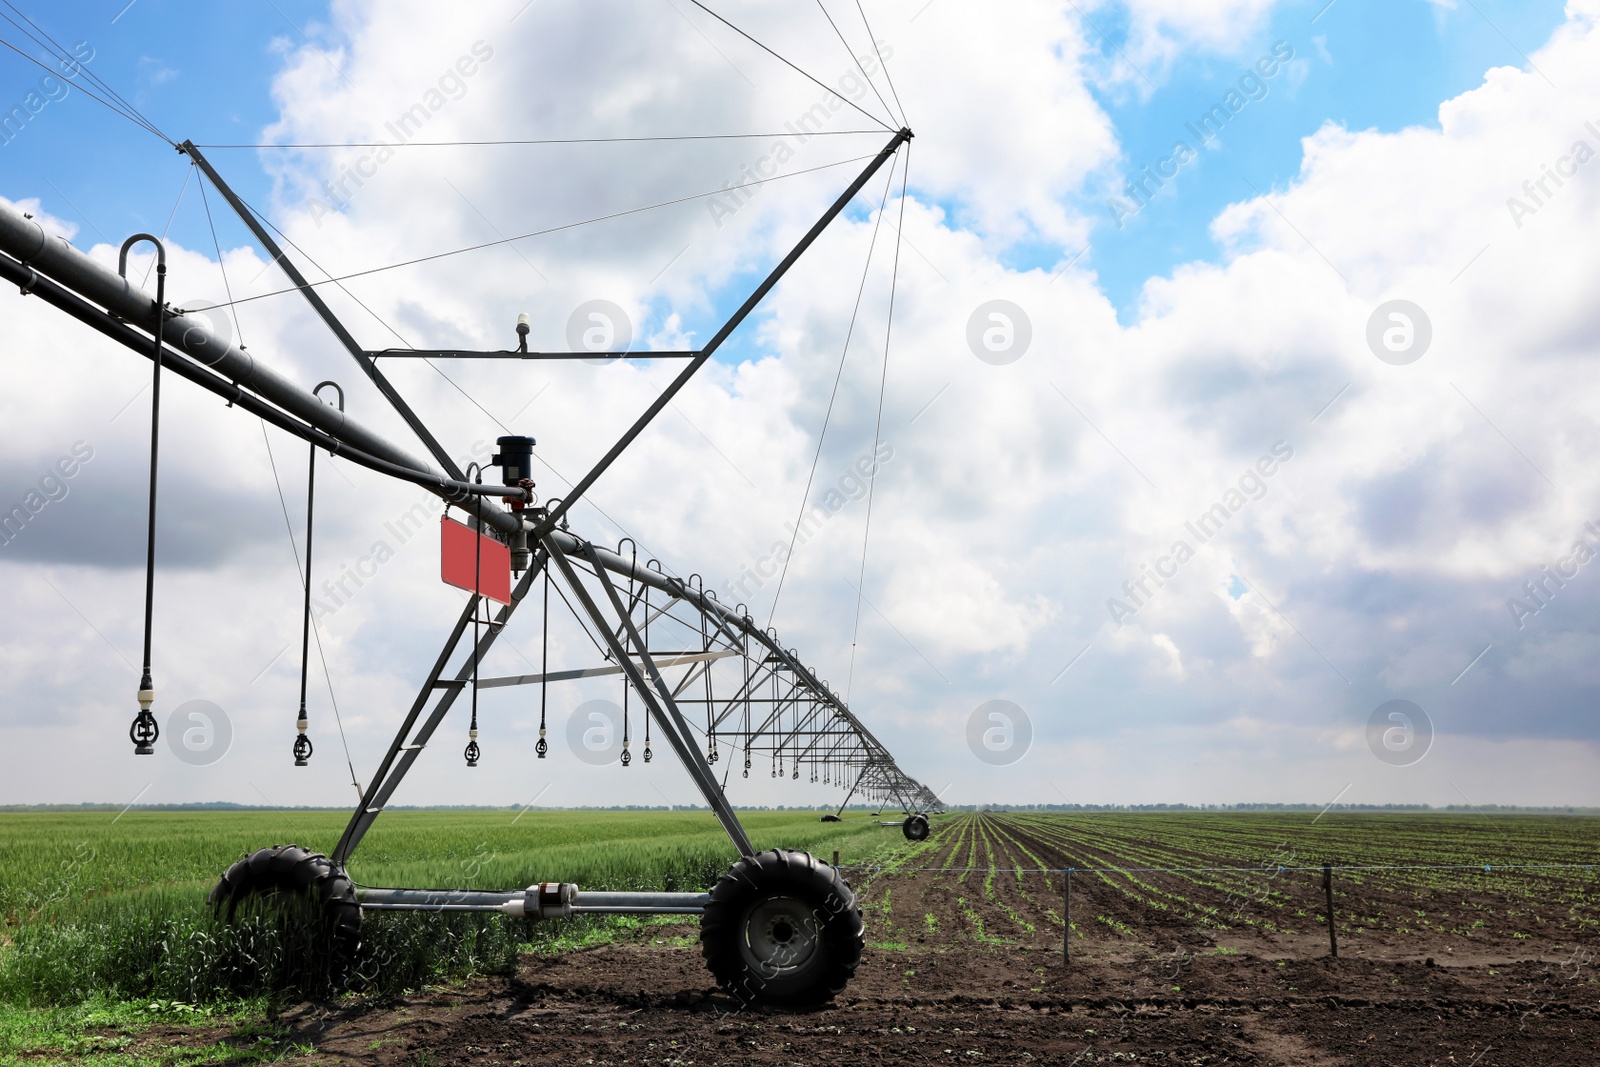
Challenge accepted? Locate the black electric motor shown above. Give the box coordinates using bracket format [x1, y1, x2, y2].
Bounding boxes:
[491, 435, 537, 484]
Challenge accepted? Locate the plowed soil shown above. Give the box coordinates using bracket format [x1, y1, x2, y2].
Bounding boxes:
[262, 813, 1600, 1065]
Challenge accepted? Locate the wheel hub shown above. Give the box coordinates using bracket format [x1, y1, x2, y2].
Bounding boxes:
[742, 895, 819, 974]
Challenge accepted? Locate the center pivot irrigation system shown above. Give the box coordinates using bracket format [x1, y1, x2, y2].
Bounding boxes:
[1, 109, 943, 1000]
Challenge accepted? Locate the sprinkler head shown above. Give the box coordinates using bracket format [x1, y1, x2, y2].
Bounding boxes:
[130, 687, 158, 755]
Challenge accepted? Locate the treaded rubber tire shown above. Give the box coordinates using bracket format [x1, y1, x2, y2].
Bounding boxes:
[902, 814, 930, 841]
[209, 844, 361, 969]
[701, 849, 864, 1007]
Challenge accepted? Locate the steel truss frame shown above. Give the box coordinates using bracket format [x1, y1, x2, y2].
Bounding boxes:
[0, 122, 939, 919]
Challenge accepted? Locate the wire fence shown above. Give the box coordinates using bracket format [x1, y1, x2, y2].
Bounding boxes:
[830, 859, 1599, 965]
[836, 862, 1599, 875]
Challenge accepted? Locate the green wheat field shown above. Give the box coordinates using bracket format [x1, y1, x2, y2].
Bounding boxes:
[0, 808, 906, 1009]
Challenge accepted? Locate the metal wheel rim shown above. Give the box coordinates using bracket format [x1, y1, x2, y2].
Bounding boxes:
[740, 895, 820, 976]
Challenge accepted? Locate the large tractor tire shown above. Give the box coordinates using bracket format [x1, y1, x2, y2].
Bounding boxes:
[701, 849, 864, 1007]
[208, 844, 362, 976]
[902, 813, 930, 841]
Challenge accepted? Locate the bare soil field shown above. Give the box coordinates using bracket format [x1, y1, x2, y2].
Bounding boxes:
[163, 812, 1600, 1065]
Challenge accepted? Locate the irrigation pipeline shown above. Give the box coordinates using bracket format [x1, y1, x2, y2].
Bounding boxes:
[837, 863, 1600, 875]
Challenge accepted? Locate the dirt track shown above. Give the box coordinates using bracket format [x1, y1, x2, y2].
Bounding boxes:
[262, 813, 1600, 1065]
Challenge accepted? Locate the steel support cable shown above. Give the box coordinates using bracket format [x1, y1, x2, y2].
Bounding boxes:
[200, 170, 353, 782]
[766, 155, 898, 628]
[8, 347, 524, 718]
[625, 589, 689, 637]
[258, 423, 360, 799]
[845, 146, 909, 702]
[0, 250, 528, 505]
[187, 152, 882, 314]
[84, 129, 899, 616]
[852, 0, 906, 126]
[3, 201, 502, 531]
[709, 661, 779, 733]
[195, 175, 246, 347]
[48, 229, 516, 513]
[196, 131, 885, 149]
[0, 3, 165, 138]
[705, 643, 769, 729]
[183, 155, 477, 499]
[193, 174, 511, 448]
[555, 538, 755, 857]
[524, 451, 671, 590]
[526, 129, 910, 551]
[140, 165, 192, 289]
[0, 18, 169, 143]
[0, 33, 162, 141]
[547, 567, 613, 661]
[685, 0, 892, 132]
[331, 556, 545, 865]
[813, 0, 898, 129]
[235, 216, 510, 441]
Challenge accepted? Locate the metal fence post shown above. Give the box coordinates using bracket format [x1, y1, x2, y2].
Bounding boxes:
[1063, 868, 1073, 966]
[1322, 862, 1338, 958]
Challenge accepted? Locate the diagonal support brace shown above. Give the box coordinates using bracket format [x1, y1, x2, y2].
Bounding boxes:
[542, 535, 754, 857]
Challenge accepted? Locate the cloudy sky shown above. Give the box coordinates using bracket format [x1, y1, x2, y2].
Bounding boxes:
[2, 0, 1598, 815]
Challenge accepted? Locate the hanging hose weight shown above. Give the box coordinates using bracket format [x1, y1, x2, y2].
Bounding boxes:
[292, 381, 343, 766]
[120, 234, 166, 756]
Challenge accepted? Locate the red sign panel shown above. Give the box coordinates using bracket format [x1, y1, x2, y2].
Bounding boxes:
[440, 516, 512, 605]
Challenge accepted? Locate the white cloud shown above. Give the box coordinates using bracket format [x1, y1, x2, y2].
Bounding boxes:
[4, 0, 1600, 811]
[1089, 0, 1288, 75]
